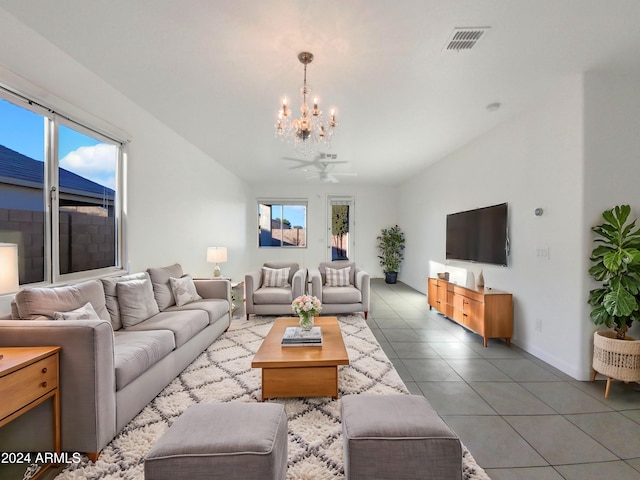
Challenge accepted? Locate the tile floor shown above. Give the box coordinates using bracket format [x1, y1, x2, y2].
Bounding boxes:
[368, 279, 640, 480]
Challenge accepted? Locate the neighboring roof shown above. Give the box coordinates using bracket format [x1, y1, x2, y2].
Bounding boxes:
[0, 144, 114, 199]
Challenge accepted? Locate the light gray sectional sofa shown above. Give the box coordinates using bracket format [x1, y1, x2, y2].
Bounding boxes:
[0, 263, 231, 461]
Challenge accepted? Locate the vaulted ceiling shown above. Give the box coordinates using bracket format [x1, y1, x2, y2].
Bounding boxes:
[2, 1, 640, 185]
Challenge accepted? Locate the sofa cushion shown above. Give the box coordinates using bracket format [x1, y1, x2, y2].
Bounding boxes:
[170, 275, 202, 307]
[147, 263, 184, 310]
[322, 285, 362, 304]
[165, 298, 229, 326]
[262, 267, 290, 287]
[117, 274, 160, 328]
[53, 302, 100, 321]
[113, 330, 176, 390]
[14, 279, 109, 321]
[253, 287, 294, 305]
[125, 310, 209, 348]
[102, 272, 148, 330]
[326, 266, 351, 287]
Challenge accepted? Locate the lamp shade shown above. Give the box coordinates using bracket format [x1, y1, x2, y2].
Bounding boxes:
[0, 243, 19, 295]
[207, 247, 227, 264]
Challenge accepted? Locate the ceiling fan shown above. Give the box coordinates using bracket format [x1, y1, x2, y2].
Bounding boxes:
[306, 162, 358, 183]
[282, 152, 346, 171]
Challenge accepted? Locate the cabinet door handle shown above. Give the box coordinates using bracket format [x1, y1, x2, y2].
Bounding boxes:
[42, 367, 47, 374]
[41, 382, 47, 388]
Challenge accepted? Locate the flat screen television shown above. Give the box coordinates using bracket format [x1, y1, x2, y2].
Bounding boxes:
[446, 203, 509, 266]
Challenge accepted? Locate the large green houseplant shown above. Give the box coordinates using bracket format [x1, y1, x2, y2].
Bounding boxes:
[587, 205, 640, 397]
[377, 225, 405, 284]
[588, 204, 640, 339]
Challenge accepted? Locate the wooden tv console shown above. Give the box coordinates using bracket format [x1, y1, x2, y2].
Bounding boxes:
[427, 278, 513, 347]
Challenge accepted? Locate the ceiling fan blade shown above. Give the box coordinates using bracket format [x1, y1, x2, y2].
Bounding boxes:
[282, 156, 317, 169]
[327, 174, 339, 183]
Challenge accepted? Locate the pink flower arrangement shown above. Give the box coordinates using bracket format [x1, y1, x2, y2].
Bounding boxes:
[291, 295, 322, 317]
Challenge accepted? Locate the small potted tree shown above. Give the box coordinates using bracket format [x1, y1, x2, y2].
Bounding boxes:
[377, 225, 405, 284]
[588, 204, 640, 397]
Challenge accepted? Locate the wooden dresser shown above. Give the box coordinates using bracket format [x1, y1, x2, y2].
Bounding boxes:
[428, 278, 513, 347]
[0, 346, 61, 479]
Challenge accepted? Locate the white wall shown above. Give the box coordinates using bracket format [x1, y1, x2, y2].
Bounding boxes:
[583, 72, 640, 341]
[246, 182, 397, 276]
[398, 76, 588, 379]
[0, 8, 249, 314]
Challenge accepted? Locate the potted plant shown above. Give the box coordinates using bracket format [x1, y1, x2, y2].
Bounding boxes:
[588, 204, 640, 396]
[377, 225, 405, 284]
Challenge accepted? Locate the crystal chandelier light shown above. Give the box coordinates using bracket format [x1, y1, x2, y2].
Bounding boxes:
[275, 52, 337, 157]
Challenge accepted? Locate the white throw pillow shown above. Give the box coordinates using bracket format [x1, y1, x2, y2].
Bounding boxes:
[262, 267, 291, 287]
[325, 266, 351, 287]
[117, 276, 160, 328]
[53, 302, 101, 321]
[169, 275, 203, 307]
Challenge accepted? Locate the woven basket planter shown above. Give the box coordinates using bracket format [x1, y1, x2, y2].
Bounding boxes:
[592, 331, 640, 397]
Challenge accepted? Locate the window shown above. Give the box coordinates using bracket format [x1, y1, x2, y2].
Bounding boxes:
[258, 202, 307, 247]
[0, 90, 125, 286]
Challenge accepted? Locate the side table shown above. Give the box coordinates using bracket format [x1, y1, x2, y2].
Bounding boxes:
[0, 346, 61, 479]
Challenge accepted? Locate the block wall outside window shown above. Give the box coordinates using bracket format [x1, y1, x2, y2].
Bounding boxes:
[0, 90, 124, 286]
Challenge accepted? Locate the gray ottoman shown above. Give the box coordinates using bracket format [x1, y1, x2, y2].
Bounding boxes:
[145, 402, 288, 480]
[341, 395, 462, 480]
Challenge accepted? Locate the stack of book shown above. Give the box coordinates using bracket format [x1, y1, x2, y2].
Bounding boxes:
[281, 326, 323, 346]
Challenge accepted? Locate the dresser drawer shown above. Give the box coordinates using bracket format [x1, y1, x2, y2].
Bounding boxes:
[0, 354, 58, 421]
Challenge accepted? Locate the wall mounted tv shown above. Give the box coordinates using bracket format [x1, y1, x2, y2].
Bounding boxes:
[446, 203, 509, 266]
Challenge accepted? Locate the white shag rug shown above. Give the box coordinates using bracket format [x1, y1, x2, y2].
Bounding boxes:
[55, 315, 491, 479]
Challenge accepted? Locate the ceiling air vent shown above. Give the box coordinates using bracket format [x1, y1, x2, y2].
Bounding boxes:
[444, 27, 490, 52]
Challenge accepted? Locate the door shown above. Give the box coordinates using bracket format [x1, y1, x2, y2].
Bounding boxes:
[327, 196, 355, 261]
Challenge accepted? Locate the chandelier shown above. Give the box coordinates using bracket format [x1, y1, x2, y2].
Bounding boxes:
[275, 52, 337, 157]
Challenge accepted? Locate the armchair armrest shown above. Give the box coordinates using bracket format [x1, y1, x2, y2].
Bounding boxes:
[291, 268, 308, 298]
[355, 268, 371, 315]
[0, 319, 116, 455]
[244, 271, 262, 317]
[308, 268, 322, 302]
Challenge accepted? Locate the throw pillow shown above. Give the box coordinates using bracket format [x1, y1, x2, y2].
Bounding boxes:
[117, 274, 160, 328]
[326, 266, 351, 287]
[101, 272, 148, 330]
[147, 263, 184, 310]
[169, 275, 203, 307]
[53, 302, 101, 321]
[262, 267, 290, 287]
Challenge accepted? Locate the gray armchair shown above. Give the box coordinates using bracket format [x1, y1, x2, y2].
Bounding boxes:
[245, 262, 307, 320]
[308, 260, 369, 319]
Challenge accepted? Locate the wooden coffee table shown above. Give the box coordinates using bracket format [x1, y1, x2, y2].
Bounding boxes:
[251, 316, 349, 401]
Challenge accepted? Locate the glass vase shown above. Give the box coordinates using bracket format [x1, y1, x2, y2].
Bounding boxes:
[299, 313, 314, 331]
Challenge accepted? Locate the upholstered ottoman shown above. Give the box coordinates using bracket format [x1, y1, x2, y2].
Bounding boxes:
[341, 395, 462, 480]
[145, 403, 288, 480]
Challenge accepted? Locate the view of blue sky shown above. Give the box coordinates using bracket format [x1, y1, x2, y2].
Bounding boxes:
[259, 203, 306, 228]
[0, 98, 116, 189]
[283, 205, 306, 228]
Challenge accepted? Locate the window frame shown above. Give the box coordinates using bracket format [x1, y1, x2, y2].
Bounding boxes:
[257, 199, 308, 248]
[0, 83, 128, 286]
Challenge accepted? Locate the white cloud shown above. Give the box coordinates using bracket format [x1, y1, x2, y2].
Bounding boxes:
[60, 144, 117, 189]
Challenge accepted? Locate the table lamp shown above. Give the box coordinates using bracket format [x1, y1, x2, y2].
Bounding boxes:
[207, 247, 227, 278]
[0, 243, 19, 361]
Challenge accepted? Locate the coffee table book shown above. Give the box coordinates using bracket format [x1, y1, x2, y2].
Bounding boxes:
[281, 326, 323, 346]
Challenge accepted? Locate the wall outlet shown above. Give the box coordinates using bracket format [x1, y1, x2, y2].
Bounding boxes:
[535, 317, 543, 332]
[536, 247, 550, 259]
